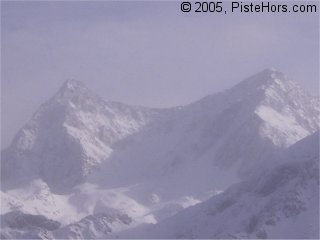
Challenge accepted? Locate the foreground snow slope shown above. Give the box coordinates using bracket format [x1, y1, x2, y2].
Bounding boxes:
[123, 131, 319, 239]
[1, 69, 319, 238]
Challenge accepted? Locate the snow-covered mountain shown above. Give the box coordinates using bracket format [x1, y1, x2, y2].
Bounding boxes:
[125, 131, 319, 239]
[87, 69, 319, 203]
[1, 69, 319, 238]
[1, 79, 160, 192]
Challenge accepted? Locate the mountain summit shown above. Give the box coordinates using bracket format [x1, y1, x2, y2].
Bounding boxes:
[52, 79, 101, 105]
[192, 68, 318, 147]
[1, 80, 159, 192]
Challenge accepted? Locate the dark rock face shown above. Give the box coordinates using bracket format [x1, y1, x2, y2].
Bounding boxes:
[0, 211, 61, 239]
[1, 211, 61, 231]
[53, 212, 133, 239]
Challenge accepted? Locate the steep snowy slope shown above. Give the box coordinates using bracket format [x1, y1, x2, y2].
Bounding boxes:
[123, 131, 319, 239]
[1, 80, 160, 192]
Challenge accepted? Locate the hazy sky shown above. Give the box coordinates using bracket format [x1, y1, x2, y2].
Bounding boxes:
[1, 1, 319, 148]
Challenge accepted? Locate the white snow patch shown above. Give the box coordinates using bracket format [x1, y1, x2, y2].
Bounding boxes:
[255, 105, 309, 147]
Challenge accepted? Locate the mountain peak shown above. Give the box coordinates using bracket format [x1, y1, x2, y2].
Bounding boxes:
[58, 79, 88, 96]
[224, 68, 300, 103]
[62, 79, 86, 91]
[237, 68, 288, 90]
[261, 68, 286, 79]
[193, 69, 318, 149]
[52, 79, 97, 105]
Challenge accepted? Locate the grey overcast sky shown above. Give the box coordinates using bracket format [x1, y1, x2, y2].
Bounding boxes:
[1, 1, 319, 148]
